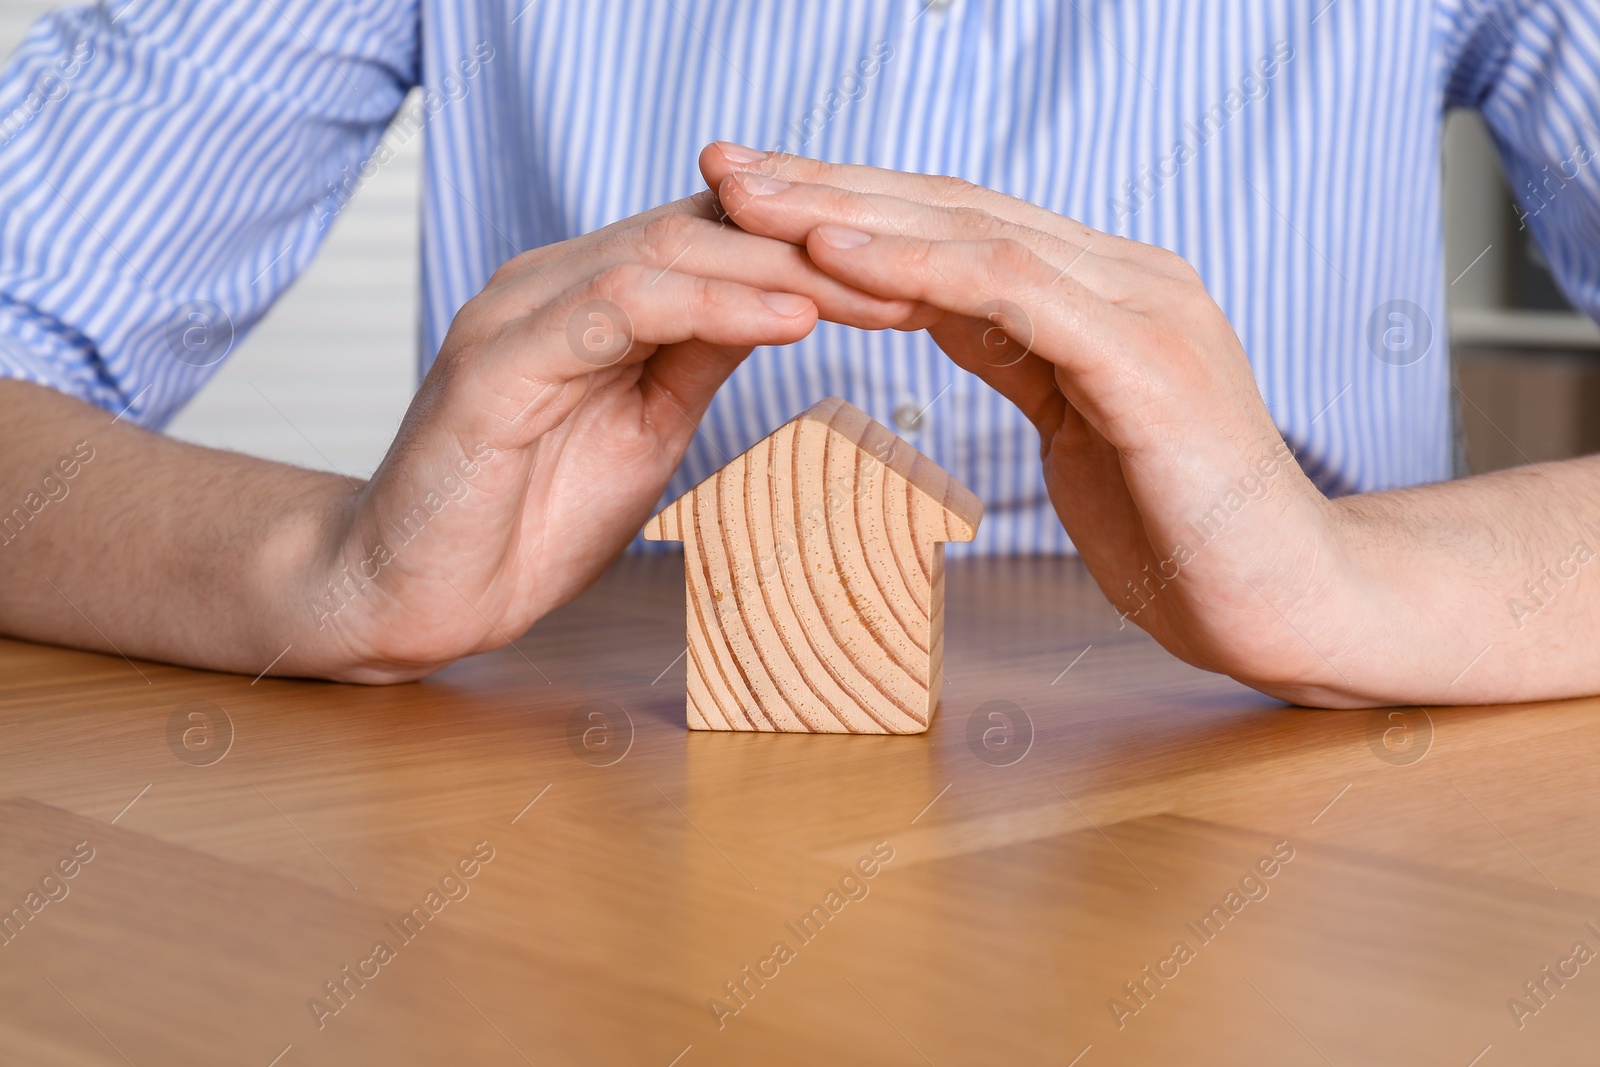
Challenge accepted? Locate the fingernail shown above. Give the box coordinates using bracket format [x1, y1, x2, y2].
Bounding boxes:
[717, 141, 768, 163]
[738, 173, 789, 196]
[815, 224, 871, 249]
[760, 291, 811, 316]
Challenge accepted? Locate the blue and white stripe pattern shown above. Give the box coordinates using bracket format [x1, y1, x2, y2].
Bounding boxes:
[2, 0, 1599, 554]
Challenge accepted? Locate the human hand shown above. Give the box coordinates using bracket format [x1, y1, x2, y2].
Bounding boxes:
[302, 191, 915, 681]
[701, 144, 1385, 706]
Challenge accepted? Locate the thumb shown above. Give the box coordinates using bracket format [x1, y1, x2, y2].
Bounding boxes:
[639, 340, 758, 438]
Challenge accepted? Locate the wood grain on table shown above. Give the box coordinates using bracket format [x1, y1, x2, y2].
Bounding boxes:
[1, 554, 1597, 1066]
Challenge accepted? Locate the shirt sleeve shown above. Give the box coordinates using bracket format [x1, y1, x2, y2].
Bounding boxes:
[1440, 0, 1600, 321]
[0, 0, 418, 425]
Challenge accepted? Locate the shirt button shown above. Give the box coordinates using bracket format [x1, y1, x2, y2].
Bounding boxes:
[892, 401, 925, 433]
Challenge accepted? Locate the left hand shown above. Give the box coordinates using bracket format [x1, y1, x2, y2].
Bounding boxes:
[699, 143, 1392, 707]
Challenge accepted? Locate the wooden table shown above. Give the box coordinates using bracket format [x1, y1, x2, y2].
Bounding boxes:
[2, 554, 1598, 1066]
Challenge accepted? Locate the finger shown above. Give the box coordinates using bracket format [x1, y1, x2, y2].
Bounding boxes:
[700, 142, 1176, 273]
[502, 263, 816, 386]
[638, 339, 751, 437]
[494, 191, 724, 278]
[485, 192, 916, 331]
[806, 225, 1171, 441]
[566, 210, 918, 330]
[923, 314, 1066, 436]
[804, 225, 1139, 384]
[924, 305, 1118, 498]
[925, 292, 1165, 625]
[452, 266, 819, 443]
[715, 171, 1141, 303]
[701, 143, 1095, 238]
[925, 308, 1164, 627]
[1048, 425, 1168, 627]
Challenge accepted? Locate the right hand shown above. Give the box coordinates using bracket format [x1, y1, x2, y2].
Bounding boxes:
[701, 149, 1360, 705]
[296, 192, 914, 682]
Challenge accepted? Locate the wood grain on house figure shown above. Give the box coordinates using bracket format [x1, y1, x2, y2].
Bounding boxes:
[644, 397, 983, 733]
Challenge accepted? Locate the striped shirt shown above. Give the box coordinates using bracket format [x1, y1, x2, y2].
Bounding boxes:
[2, 0, 1599, 555]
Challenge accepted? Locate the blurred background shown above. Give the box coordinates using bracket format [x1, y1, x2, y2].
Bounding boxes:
[3, 3, 1595, 481]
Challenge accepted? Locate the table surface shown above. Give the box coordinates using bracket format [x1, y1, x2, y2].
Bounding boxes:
[2, 554, 1598, 1066]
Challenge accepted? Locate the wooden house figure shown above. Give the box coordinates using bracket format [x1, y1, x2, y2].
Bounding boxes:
[643, 397, 983, 733]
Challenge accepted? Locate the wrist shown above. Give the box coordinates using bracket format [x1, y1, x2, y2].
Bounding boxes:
[1245, 492, 1446, 708]
[276, 436, 527, 684]
[252, 478, 403, 682]
[1218, 493, 1395, 708]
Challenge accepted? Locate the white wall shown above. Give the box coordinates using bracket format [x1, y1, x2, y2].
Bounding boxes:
[1442, 111, 1512, 312]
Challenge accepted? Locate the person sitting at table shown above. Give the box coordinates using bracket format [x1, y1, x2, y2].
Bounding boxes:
[0, 0, 1596, 708]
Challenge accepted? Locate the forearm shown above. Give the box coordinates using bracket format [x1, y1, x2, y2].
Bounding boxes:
[1305, 454, 1600, 707]
[0, 380, 356, 677]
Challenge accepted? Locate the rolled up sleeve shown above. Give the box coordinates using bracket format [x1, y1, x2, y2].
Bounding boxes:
[1442, 0, 1600, 320]
[0, 0, 418, 424]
